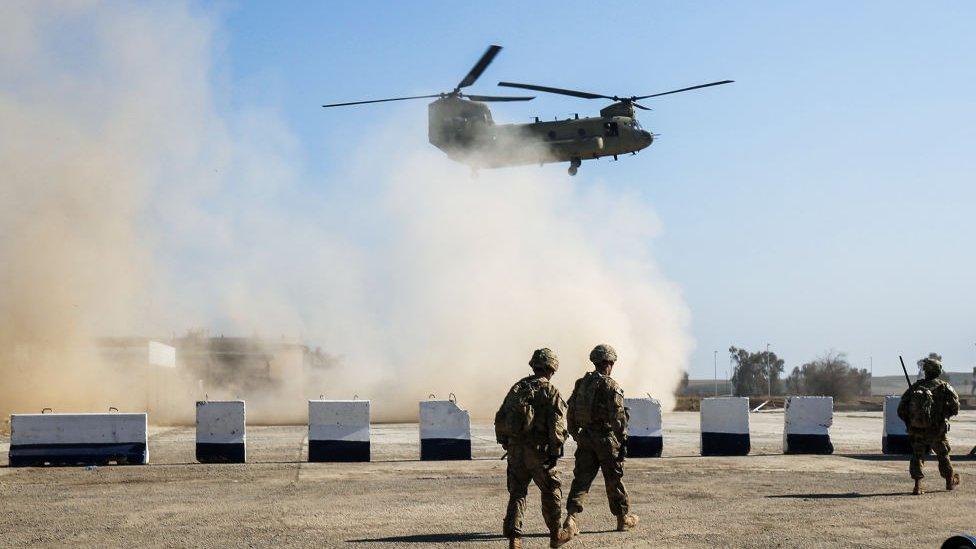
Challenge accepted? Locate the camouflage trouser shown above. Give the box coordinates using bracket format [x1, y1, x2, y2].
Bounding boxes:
[566, 430, 629, 517]
[908, 431, 953, 481]
[503, 444, 562, 538]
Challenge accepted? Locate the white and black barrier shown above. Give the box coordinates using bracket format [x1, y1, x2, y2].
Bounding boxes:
[308, 400, 370, 462]
[419, 399, 471, 461]
[882, 395, 911, 454]
[196, 400, 246, 463]
[783, 396, 834, 454]
[9, 413, 148, 466]
[624, 397, 662, 457]
[700, 397, 750, 456]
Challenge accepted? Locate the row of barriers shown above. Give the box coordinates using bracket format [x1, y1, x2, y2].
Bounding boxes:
[6, 396, 914, 467]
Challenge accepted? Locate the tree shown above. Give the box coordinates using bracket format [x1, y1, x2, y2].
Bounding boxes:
[729, 346, 785, 396]
[785, 351, 870, 401]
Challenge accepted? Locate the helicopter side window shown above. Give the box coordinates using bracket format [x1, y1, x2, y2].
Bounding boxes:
[604, 122, 619, 137]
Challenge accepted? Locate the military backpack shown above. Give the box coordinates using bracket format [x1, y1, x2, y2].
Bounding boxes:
[570, 372, 605, 428]
[495, 378, 542, 439]
[907, 385, 938, 430]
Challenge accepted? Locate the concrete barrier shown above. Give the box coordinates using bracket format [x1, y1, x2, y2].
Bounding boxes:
[700, 397, 750, 456]
[882, 395, 911, 454]
[624, 397, 662, 458]
[420, 399, 471, 460]
[308, 400, 370, 462]
[783, 396, 834, 454]
[9, 413, 148, 466]
[196, 400, 246, 463]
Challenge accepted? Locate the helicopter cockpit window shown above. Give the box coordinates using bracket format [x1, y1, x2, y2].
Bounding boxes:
[631, 119, 643, 130]
[604, 122, 619, 137]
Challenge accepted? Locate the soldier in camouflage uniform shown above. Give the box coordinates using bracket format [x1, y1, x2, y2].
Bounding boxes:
[897, 354, 961, 495]
[562, 344, 639, 539]
[495, 348, 573, 549]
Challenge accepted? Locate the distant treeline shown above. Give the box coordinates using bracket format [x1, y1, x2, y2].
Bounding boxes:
[685, 347, 870, 402]
[684, 347, 976, 402]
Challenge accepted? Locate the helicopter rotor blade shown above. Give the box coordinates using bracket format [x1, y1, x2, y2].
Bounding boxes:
[634, 80, 734, 100]
[457, 45, 502, 90]
[321, 94, 444, 108]
[464, 94, 535, 102]
[632, 102, 652, 111]
[497, 82, 613, 100]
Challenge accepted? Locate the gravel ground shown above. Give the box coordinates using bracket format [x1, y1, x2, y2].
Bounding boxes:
[1, 411, 974, 548]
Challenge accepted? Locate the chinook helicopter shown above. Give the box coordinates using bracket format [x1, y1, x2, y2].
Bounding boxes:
[323, 45, 732, 175]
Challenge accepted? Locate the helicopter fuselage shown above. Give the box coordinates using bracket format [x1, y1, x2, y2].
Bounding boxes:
[427, 96, 652, 174]
[323, 44, 729, 176]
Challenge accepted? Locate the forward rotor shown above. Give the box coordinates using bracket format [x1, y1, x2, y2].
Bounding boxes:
[497, 79, 734, 110]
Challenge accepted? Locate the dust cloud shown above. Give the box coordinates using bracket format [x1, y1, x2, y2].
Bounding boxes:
[0, 1, 692, 425]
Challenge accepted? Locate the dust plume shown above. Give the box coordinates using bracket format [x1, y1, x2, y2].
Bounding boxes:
[0, 0, 225, 420]
[0, 1, 692, 424]
[317, 141, 693, 419]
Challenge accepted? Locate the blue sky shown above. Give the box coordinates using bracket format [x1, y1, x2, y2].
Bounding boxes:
[211, 1, 975, 378]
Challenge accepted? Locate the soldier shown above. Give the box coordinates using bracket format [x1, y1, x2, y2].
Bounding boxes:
[562, 344, 639, 540]
[897, 354, 961, 495]
[495, 348, 573, 549]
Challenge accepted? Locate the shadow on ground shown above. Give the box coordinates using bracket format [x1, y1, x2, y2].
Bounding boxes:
[347, 532, 542, 543]
[348, 529, 618, 543]
[840, 453, 976, 461]
[766, 491, 909, 499]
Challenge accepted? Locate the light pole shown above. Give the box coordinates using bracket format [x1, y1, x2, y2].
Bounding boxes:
[971, 343, 976, 395]
[713, 350, 718, 396]
[766, 343, 771, 398]
[869, 356, 873, 396]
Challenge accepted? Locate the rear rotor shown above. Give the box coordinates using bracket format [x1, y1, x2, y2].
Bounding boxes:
[322, 45, 534, 108]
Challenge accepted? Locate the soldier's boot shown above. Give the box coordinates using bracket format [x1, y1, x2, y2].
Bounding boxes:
[946, 473, 960, 491]
[912, 479, 923, 496]
[549, 527, 573, 548]
[561, 514, 580, 539]
[508, 537, 522, 549]
[616, 513, 640, 531]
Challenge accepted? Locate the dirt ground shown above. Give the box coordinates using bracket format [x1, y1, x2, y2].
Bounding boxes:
[1, 411, 974, 548]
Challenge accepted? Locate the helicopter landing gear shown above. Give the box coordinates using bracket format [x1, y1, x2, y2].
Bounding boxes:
[568, 157, 581, 176]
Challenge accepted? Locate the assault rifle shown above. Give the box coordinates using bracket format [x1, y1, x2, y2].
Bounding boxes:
[899, 355, 913, 388]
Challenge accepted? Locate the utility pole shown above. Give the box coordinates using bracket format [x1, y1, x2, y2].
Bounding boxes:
[766, 343, 771, 398]
[713, 350, 718, 396]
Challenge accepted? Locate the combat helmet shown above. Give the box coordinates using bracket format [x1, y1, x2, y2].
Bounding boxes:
[918, 353, 943, 378]
[530, 348, 559, 372]
[589, 344, 618, 365]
